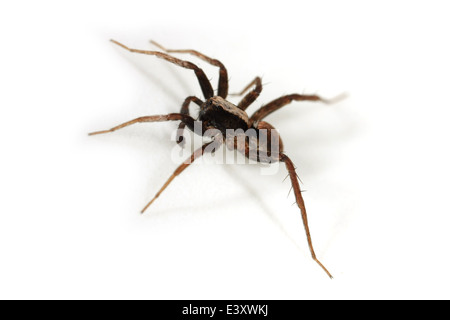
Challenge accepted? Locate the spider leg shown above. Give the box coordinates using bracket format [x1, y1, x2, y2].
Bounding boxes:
[250, 93, 334, 126]
[111, 40, 214, 99]
[150, 40, 229, 99]
[256, 120, 284, 154]
[279, 153, 333, 278]
[141, 140, 222, 213]
[88, 113, 195, 136]
[233, 77, 262, 111]
[230, 77, 261, 96]
[176, 96, 203, 147]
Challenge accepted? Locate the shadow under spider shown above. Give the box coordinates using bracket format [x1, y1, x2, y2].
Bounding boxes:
[220, 164, 313, 257]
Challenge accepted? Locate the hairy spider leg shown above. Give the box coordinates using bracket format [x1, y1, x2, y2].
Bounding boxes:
[256, 120, 284, 154]
[111, 40, 214, 100]
[233, 77, 263, 111]
[150, 40, 229, 99]
[141, 140, 222, 213]
[88, 113, 195, 136]
[280, 153, 333, 278]
[250, 93, 345, 126]
[176, 96, 203, 147]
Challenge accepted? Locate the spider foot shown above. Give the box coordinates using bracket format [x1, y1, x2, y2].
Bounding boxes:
[314, 257, 333, 279]
[141, 199, 155, 214]
[88, 129, 112, 136]
[324, 92, 348, 105]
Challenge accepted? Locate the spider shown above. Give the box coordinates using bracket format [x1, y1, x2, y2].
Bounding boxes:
[90, 39, 342, 278]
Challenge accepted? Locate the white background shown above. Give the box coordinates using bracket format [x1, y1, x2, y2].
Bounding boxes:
[1, 0, 450, 299]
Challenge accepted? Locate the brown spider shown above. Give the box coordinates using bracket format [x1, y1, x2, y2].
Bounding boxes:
[90, 39, 342, 278]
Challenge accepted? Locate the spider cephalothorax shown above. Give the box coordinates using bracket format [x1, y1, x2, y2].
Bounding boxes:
[90, 39, 341, 278]
[200, 96, 250, 132]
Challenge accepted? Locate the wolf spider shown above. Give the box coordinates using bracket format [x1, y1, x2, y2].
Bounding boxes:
[90, 39, 342, 278]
